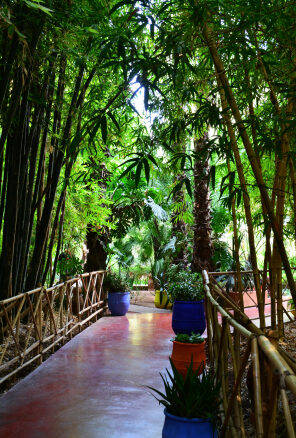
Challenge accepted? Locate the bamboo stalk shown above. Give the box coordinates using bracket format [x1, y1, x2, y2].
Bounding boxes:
[280, 385, 296, 438]
[251, 338, 264, 437]
[220, 341, 251, 437]
[258, 336, 296, 396]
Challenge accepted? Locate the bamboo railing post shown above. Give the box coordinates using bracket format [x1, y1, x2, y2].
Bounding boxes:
[77, 279, 82, 333]
[280, 375, 296, 438]
[37, 290, 43, 365]
[251, 338, 264, 437]
[227, 327, 246, 438]
[221, 341, 251, 437]
[204, 288, 213, 362]
[59, 286, 64, 344]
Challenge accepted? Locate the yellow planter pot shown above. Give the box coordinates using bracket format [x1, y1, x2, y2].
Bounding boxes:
[154, 290, 172, 309]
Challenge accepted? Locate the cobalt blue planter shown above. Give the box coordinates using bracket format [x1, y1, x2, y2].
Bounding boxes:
[172, 300, 206, 335]
[108, 292, 130, 316]
[162, 409, 217, 438]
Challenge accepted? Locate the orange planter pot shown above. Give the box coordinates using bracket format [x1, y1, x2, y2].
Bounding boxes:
[170, 340, 206, 378]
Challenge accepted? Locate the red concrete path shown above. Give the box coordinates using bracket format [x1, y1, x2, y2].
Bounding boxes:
[0, 313, 174, 438]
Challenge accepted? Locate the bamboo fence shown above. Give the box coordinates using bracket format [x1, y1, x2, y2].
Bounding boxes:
[208, 268, 296, 330]
[0, 270, 106, 387]
[202, 270, 296, 438]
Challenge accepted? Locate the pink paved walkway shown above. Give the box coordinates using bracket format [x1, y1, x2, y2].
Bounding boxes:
[0, 313, 174, 438]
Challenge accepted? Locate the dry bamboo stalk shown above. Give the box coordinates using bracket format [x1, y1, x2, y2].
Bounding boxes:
[278, 347, 296, 375]
[0, 354, 42, 385]
[283, 305, 294, 322]
[78, 307, 104, 327]
[251, 338, 264, 437]
[209, 282, 262, 336]
[1, 304, 22, 359]
[264, 374, 278, 438]
[212, 307, 237, 437]
[209, 270, 254, 276]
[204, 283, 253, 339]
[0, 295, 26, 364]
[280, 385, 296, 438]
[44, 289, 58, 335]
[0, 287, 42, 305]
[204, 291, 214, 362]
[80, 275, 91, 310]
[219, 338, 251, 438]
[26, 294, 42, 341]
[223, 319, 229, 394]
[227, 326, 246, 436]
[258, 336, 296, 396]
[20, 298, 43, 366]
[217, 317, 227, 376]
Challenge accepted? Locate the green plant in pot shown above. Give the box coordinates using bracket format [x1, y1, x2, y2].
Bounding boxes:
[152, 259, 172, 310]
[167, 265, 206, 335]
[170, 333, 206, 378]
[147, 359, 221, 438]
[104, 272, 131, 316]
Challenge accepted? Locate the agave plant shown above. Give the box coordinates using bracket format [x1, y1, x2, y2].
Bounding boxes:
[171, 333, 204, 344]
[147, 359, 221, 421]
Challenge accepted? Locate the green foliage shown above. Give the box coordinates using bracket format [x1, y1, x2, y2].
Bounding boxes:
[147, 358, 221, 420]
[172, 333, 204, 344]
[57, 254, 83, 279]
[212, 241, 234, 272]
[167, 266, 204, 302]
[288, 299, 295, 311]
[104, 271, 131, 292]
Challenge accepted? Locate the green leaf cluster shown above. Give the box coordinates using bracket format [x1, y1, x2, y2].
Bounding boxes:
[167, 266, 204, 302]
[172, 333, 204, 344]
[104, 271, 132, 292]
[147, 358, 221, 420]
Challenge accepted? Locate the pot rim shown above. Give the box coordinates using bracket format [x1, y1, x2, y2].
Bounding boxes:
[172, 340, 205, 346]
[108, 291, 130, 294]
[164, 409, 212, 423]
[173, 299, 204, 304]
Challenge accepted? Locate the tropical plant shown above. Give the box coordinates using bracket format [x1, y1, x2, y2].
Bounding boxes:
[167, 265, 204, 302]
[104, 272, 131, 293]
[147, 358, 221, 421]
[172, 333, 204, 344]
[56, 254, 84, 280]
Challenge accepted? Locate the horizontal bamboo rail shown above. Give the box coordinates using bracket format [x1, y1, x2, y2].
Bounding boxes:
[202, 270, 296, 438]
[0, 271, 106, 387]
[208, 267, 296, 326]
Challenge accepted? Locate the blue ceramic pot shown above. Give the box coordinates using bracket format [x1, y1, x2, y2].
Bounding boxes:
[108, 292, 130, 316]
[162, 410, 217, 438]
[172, 300, 206, 335]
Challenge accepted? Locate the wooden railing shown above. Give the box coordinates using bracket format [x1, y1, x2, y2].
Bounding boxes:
[202, 270, 296, 438]
[208, 268, 296, 328]
[0, 270, 106, 387]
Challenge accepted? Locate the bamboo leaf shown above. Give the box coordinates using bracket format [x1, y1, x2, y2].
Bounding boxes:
[24, 0, 53, 15]
[107, 112, 120, 131]
[101, 115, 108, 144]
[135, 161, 143, 187]
[147, 154, 159, 167]
[184, 178, 192, 198]
[143, 158, 150, 183]
[119, 162, 137, 180]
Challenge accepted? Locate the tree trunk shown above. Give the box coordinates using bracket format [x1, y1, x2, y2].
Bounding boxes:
[191, 134, 214, 273]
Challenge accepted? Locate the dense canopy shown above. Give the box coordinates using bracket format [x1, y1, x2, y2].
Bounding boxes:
[0, 0, 296, 335]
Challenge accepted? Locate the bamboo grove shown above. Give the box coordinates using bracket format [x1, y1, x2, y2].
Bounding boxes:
[1, 0, 296, 334]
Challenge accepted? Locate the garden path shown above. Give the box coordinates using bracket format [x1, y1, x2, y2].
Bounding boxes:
[0, 312, 174, 438]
